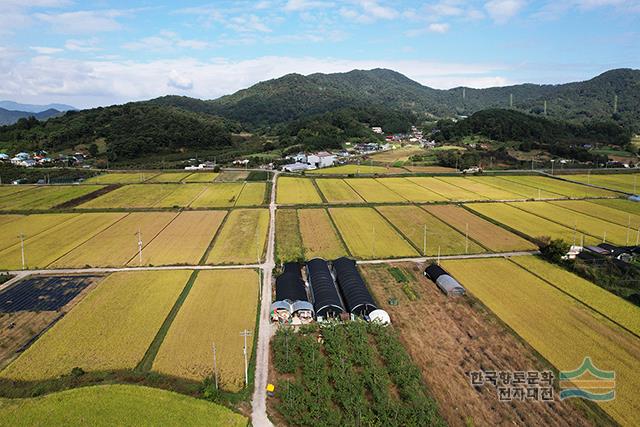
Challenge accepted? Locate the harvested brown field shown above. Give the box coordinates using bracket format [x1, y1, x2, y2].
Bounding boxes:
[215, 170, 250, 182]
[360, 263, 596, 427]
[423, 205, 537, 252]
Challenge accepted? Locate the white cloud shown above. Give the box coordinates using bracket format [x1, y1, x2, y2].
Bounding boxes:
[284, 0, 334, 11]
[65, 38, 100, 52]
[227, 14, 272, 32]
[429, 23, 450, 33]
[123, 32, 212, 51]
[30, 46, 63, 54]
[35, 9, 128, 33]
[340, 0, 399, 23]
[168, 70, 193, 90]
[534, 0, 640, 19]
[485, 0, 525, 23]
[0, 55, 511, 108]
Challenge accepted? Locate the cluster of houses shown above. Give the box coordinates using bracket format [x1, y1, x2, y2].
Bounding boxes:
[281, 151, 338, 172]
[0, 151, 87, 167]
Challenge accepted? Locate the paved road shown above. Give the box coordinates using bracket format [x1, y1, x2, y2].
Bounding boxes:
[251, 171, 278, 427]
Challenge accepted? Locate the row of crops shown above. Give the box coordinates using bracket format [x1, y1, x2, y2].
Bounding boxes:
[272, 322, 444, 427]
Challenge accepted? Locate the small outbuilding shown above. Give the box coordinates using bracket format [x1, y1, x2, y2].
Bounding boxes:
[271, 262, 313, 323]
[424, 263, 465, 296]
[306, 258, 345, 319]
[332, 257, 377, 316]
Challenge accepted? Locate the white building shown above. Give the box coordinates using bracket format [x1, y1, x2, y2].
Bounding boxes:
[306, 151, 336, 168]
[371, 126, 383, 134]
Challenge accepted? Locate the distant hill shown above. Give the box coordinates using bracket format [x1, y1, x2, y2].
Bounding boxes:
[150, 68, 640, 131]
[0, 107, 63, 126]
[0, 101, 76, 113]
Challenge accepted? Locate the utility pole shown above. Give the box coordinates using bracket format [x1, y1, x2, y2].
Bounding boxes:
[603, 231, 607, 244]
[240, 330, 252, 387]
[19, 233, 26, 270]
[212, 343, 218, 390]
[137, 228, 143, 265]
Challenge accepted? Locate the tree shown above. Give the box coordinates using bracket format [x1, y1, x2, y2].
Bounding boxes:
[539, 238, 570, 263]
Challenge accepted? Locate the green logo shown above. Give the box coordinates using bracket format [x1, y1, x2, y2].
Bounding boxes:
[559, 357, 615, 401]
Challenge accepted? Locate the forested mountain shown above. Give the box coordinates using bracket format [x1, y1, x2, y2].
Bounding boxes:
[0, 107, 63, 126]
[0, 101, 76, 113]
[150, 68, 640, 131]
[0, 104, 237, 161]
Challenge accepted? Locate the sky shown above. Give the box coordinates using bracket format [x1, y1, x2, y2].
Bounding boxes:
[1, 0, 638, 109]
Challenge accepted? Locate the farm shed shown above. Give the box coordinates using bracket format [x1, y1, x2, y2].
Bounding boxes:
[424, 264, 466, 296]
[271, 262, 313, 323]
[306, 258, 345, 319]
[332, 257, 377, 316]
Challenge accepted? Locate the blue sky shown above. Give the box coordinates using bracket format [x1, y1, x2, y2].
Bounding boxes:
[1, 0, 638, 108]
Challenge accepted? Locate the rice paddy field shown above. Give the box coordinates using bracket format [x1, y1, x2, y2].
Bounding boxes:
[276, 177, 322, 205]
[0, 270, 191, 381]
[0, 186, 33, 198]
[376, 205, 484, 255]
[0, 212, 126, 270]
[80, 184, 181, 209]
[344, 178, 406, 203]
[146, 172, 193, 183]
[214, 170, 250, 182]
[206, 209, 269, 264]
[0, 185, 105, 210]
[0, 385, 247, 426]
[297, 208, 347, 260]
[470, 176, 562, 199]
[465, 202, 593, 244]
[437, 177, 524, 200]
[153, 270, 259, 391]
[328, 207, 418, 258]
[591, 198, 640, 216]
[368, 146, 425, 163]
[423, 204, 537, 252]
[83, 172, 158, 184]
[235, 182, 268, 206]
[510, 201, 632, 246]
[182, 172, 219, 183]
[501, 175, 618, 198]
[51, 212, 179, 268]
[189, 183, 246, 208]
[128, 211, 227, 266]
[275, 209, 304, 262]
[559, 173, 640, 194]
[306, 164, 406, 175]
[442, 258, 640, 426]
[376, 178, 447, 202]
[511, 256, 640, 337]
[406, 177, 485, 201]
[549, 200, 640, 229]
[314, 179, 364, 204]
[0, 213, 77, 251]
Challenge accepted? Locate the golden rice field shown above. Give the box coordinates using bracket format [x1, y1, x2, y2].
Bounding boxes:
[465, 202, 594, 244]
[406, 177, 484, 201]
[344, 178, 406, 203]
[306, 164, 406, 175]
[329, 207, 417, 259]
[368, 146, 426, 163]
[0, 212, 126, 270]
[549, 200, 640, 229]
[511, 256, 640, 337]
[297, 208, 347, 260]
[591, 198, 640, 216]
[182, 172, 220, 183]
[0, 185, 105, 210]
[275, 209, 304, 262]
[314, 179, 364, 204]
[146, 172, 193, 183]
[510, 201, 631, 246]
[206, 209, 269, 264]
[0, 186, 33, 198]
[0, 385, 247, 426]
[501, 175, 617, 198]
[437, 177, 523, 200]
[0, 270, 190, 381]
[559, 173, 640, 194]
[154, 184, 207, 208]
[129, 211, 227, 266]
[83, 172, 158, 184]
[423, 204, 536, 252]
[276, 177, 322, 205]
[441, 258, 640, 426]
[51, 212, 178, 268]
[0, 213, 77, 251]
[469, 176, 562, 199]
[377, 205, 484, 255]
[153, 270, 259, 391]
[376, 178, 447, 202]
[80, 184, 180, 209]
[189, 183, 245, 208]
[235, 182, 267, 206]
